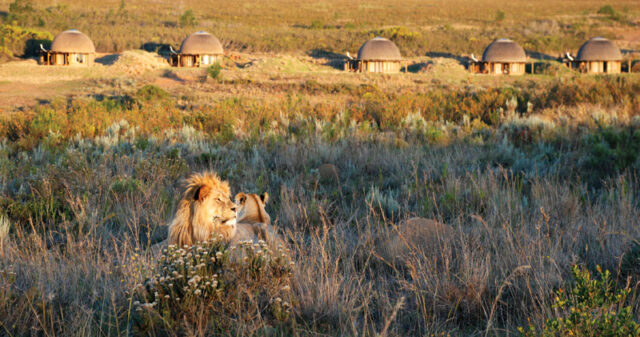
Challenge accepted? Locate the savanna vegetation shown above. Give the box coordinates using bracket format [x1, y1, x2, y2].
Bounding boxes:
[1, 0, 640, 336]
[1, 0, 640, 59]
[1, 73, 640, 335]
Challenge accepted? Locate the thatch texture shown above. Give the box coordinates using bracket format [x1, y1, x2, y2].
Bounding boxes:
[482, 38, 526, 63]
[179, 31, 223, 55]
[357, 37, 401, 61]
[576, 37, 622, 61]
[50, 29, 95, 53]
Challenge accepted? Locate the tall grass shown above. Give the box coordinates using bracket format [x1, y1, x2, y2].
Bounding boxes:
[1, 84, 639, 335]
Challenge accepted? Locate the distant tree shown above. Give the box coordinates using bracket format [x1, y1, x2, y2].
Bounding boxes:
[495, 10, 505, 22]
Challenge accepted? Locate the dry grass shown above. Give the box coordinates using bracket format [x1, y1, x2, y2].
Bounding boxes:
[0, 1, 640, 335]
[0, 90, 639, 335]
[2, 0, 640, 57]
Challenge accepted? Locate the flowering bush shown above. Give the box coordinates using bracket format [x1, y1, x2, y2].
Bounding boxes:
[133, 235, 295, 336]
[519, 265, 640, 337]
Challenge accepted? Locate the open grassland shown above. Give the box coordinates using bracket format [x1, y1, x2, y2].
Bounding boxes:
[0, 72, 640, 335]
[1, 0, 640, 58]
[1, 0, 640, 336]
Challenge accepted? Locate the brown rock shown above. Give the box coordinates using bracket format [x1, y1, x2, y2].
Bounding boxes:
[318, 163, 340, 183]
[380, 217, 456, 265]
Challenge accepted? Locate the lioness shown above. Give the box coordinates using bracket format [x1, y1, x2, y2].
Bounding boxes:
[230, 192, 282, 246]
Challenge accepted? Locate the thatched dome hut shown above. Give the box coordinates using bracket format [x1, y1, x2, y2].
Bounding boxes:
[475, 38, 527, 75]
[172, 31, 223, 67]
[345, 37, 402, 73]
[41, 29, 95, 66]
[572, 37, 622, 73]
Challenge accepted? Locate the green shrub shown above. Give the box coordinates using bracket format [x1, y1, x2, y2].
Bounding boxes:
[133, 236, 295, 335]
[179, 9, 198, 27]
[597, 5, 616, 16]
[343, 22, 356, 30]
[597, 5, 623, 21]
[7, 0, 35, 24]
[309, 19, 324, 30]
[621, 241, 640, 278]
[583, 126, 640, 183]
[495, 10, 505, 22]
[109, 177, 143, 194]
[207, 62, 223, 81]
[135, 84, 169, 102]
[520, 265, 640, 337]
[371, 26, 421, 40]
[0, 23, 53, 58]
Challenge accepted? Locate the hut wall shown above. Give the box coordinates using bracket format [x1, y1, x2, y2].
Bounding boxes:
[510, 63, 526, 75]
[359, 60, 400, 73]
[69, 53, 87, 65]
[52, 53, 65, 65]
[468, 62, 481, 73]
[589, 61, 603, 73]
[574, 61, 622, 74]
[605, 61, 621, 74]
[180, 55, 196, 67]
[490, 63, 502, 74]
[45, 52, 93, 66]
[174, 54, 221, 67]
[486, 62, 525, 75]
[200, 54, 220, 66]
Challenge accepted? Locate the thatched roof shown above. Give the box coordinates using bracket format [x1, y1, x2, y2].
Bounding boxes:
[482, 38, 526, 63]
[179, 31, 223, 55]
[50, 29, 95, 53]
[357, 37, 401, 61]
[576, 37, 622, 61]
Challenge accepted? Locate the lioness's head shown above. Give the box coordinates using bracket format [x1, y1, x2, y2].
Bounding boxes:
[168, 172, 237, 247]
[234, 192, 270, 225]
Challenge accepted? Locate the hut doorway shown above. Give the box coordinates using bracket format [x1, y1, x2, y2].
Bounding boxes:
[503, 63, 510, 74]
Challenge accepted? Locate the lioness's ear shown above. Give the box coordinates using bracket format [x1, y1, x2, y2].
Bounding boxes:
[260, 192, 269, 204]
[235, 192, 247, 205]
[194, 185, 211, 202]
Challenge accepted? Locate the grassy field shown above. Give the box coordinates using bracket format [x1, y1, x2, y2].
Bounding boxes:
[1, 0, 640, 57]
[1, 0, 640, 336]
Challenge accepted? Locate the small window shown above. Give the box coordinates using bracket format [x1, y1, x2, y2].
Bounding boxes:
[202, 55, 210, 65]
[75, 54, 85, 63]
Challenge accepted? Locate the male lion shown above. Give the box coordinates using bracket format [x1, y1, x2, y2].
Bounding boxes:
[168, 171, 237, 247]
[230, 192, 282, 246]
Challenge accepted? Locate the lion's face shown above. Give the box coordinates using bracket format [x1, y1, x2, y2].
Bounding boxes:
[168, 172, 238, 247]
[191, 184, 237, 242]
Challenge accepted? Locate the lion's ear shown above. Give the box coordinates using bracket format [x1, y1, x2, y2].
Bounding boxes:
[235, 192, 247, 205]
[260, 192, 269, 204]
[194, 185, 211, 202]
